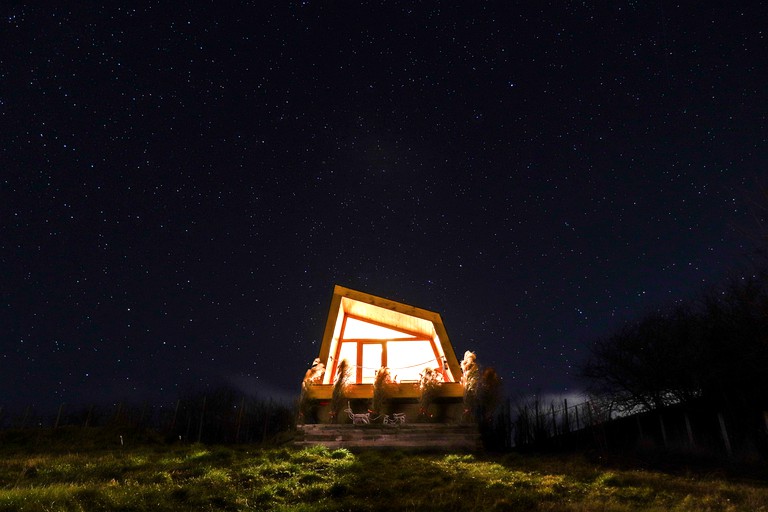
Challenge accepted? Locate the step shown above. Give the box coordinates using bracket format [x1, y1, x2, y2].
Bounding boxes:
[294, 423, 482, 451]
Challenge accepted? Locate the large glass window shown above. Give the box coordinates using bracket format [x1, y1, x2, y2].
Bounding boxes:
[387, 340, 439, 382]
[331, 315, 443, 384]
[337, 342, 357, 379]
[361, 344, 383, 384]
[343, 317, 415, 340]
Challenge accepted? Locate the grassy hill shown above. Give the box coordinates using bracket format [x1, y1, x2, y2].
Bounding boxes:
[1, 427, 767, 511]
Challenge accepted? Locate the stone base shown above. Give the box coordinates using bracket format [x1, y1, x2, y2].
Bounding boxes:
[294, 423, 482, 451]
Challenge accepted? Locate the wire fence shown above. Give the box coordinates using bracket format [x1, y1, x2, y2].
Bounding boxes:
[0, 394, 296, 445]
[5, 392, 765, 460]
[506, 396, 768, 460]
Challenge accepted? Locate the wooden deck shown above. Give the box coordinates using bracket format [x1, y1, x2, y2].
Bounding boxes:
[303, 382, 464, 400]
[294, 423, 482, 451]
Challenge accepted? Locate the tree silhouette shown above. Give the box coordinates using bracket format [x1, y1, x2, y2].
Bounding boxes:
[582, 273, 768, 413]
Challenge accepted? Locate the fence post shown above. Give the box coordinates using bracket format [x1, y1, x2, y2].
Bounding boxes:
[197, 395, 207, 444]
[84, 405, 93, 428]
[21, 406, 30, 429]
[551, 402, 557, 438]
[185, 413, 192, 442]
[658, 413, 668, 449]
[684, 412, 694, 448]
[236, 396, 246, 443]
[170, 399, 180, 431]
[262, 400, 271, 443]
[718, 412, 732, 457]
[54, 403, 65, 429]
[522, 404, 529, 445]
[138, 402, 147, 428]
[563, 399, 570, 434]
[574, 404, 580, 431]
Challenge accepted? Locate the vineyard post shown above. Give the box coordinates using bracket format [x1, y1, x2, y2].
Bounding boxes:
[563, 399, 570, 434]
[54, 403, 64, 429]
[197, 395, 207, 444]
[684, 412, 694, 448]
[718, 412, 732, 457]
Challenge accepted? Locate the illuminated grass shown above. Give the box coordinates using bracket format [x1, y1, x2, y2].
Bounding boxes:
[0, 440, 765, 511]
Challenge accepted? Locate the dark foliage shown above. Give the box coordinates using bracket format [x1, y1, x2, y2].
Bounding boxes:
[169, 384, 295, 443]
[582, 271, 768, 414]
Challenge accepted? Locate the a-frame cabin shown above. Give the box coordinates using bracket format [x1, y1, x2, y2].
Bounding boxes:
[302, 285, 466, 423]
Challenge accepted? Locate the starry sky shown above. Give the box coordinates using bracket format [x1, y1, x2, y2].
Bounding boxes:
[2, 2, 766, 412]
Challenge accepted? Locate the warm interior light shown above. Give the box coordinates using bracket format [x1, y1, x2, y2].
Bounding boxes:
[338, 342, 357, 371]
[328, 312, 454, 385]
[343, 317, 416, 339]
[361, 344, 383, 383]
[387, 340, 440, 382]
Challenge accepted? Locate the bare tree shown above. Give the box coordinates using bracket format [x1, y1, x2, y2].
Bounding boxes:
[582, 275, 768, 413]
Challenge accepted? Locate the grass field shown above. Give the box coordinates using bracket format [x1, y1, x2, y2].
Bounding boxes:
[0, 427, 767, 511]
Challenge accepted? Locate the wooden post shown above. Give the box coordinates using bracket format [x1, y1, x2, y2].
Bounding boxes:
[504, 398, 511, 448]
[718, 412, 732, 457]
[138, 402, 147, 427]
[54, 403, 64, 429]
[550, 402, 557, 437]
[574, 403, 580, 431]
[197, 396, 206, 444]
[262, 400, 271, 443]
[170, 399, 180, 431]
[84, 405, 93, 428]
[563, 399, 570, 434]
[21, 406, 30, 429]
[684, 412, 694, 448]
[235, 396, 246, 443]
[522, 404, 529, 445]
[658, 413, 668, 449]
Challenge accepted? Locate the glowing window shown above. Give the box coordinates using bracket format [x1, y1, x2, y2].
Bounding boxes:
[386, 340, 439, 382]
[361, 344, 383, 384]
[336, 342, 357, 381]
[342, 317, 416, 339]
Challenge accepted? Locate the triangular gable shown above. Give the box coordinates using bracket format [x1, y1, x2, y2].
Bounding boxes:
[317, 285, 462, 385]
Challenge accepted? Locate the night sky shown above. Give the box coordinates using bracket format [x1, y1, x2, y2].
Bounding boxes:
[2, 3, 766, 412]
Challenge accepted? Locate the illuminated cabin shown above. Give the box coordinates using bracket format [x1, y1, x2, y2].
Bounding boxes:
[303, 285, 465, 422]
